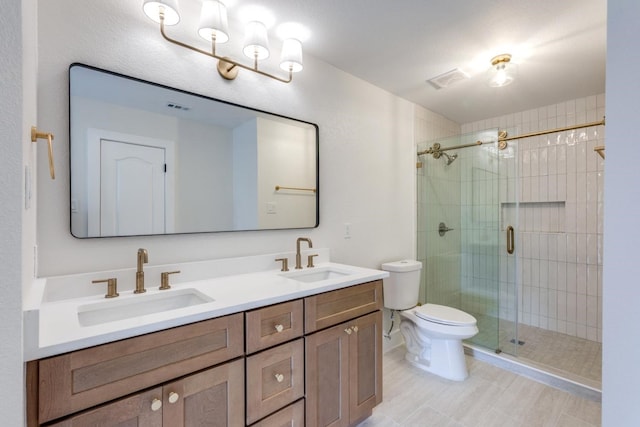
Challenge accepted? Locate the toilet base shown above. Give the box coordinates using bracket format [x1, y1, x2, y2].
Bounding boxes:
[400, 314, 475, 381]
[403, 337, 469, 381]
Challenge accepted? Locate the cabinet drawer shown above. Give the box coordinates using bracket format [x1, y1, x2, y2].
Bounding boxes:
[37, 313, 244, 424]
[304, 280, 383, 333]
[251, 399, 305, 427]
[246, 300, 303, 354]
[246, 339, 305, 425]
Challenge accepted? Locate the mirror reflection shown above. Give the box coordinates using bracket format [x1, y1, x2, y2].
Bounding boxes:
[69, 64, 319, 238]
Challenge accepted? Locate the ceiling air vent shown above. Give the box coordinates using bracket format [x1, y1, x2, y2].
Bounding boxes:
[427, 68, 469, 90]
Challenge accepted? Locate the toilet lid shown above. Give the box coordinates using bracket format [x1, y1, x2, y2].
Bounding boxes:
[414, 304, 477, 326]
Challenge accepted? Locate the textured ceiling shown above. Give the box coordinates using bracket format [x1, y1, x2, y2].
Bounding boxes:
[232, 0, 607, 124]
[141, 0, 607, 124]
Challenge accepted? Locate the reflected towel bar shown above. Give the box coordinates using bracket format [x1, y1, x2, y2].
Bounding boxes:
[275, 185, 316, 193]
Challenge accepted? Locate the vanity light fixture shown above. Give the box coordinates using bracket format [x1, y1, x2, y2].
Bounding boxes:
[488, 53, 515, 87]
[142, 0, 304, 83]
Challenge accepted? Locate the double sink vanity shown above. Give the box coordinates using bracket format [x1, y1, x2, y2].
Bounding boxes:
[25, 245, 388, 426]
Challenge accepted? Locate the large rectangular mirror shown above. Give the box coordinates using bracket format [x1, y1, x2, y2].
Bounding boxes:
[69, 63, 319, 238]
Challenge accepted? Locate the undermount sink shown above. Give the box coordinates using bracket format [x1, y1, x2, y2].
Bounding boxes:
[77, 288, 214, 327]
[281, 266, 353, 283]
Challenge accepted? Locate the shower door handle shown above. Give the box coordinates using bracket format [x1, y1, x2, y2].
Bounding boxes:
[506, 226, 515, 254]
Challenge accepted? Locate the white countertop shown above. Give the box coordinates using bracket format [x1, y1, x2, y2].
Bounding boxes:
[24, 250, 388, 360]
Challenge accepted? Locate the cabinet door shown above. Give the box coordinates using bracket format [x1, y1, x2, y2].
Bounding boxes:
[349, 311, 383, 424]
[48, 387, 163, 427]
[162, 358, 244, 427]
[305, 322, 351, 427]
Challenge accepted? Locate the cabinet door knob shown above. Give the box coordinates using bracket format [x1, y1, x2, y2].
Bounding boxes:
[353, 326, 359, 333]
[274, 373, 285, 383]
[151, 398, 162, 411]
[274, 324, 284, 333]
[344, 327, 352, 335]
[168, 392, 180, 404]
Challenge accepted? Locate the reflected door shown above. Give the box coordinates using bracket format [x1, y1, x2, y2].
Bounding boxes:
[100, 139, 166, 236]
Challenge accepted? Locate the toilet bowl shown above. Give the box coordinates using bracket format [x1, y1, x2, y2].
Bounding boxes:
[381, 260, 478, 381]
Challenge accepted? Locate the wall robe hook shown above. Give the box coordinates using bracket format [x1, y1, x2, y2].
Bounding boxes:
[31, 126, 55, 179]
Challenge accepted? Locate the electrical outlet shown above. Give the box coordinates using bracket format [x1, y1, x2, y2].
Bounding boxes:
[267, 202, 277, 214]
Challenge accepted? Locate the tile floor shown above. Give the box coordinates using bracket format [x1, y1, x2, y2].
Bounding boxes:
[473, 314, 602, 388]
[358, 346, 601, 427]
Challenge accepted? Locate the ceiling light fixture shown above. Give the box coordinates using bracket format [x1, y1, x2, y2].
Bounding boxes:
[488, 54, 515, 87]
[142, 0, 304, 83]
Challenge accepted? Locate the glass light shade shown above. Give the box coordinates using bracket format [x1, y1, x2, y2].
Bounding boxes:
[198, 0, 229, 43]
[280, 39, 303, 72]
[143, 0, 180, 26]
[243, 21, 270, 60]
[488, 61, 515, 87]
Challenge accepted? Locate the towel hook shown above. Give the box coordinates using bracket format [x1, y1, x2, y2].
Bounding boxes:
[31, 126, 55, 179]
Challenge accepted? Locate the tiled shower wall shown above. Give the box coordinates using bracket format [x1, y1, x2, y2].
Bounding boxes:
[462, 94, 605, 342]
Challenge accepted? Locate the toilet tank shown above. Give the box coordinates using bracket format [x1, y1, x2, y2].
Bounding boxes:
[380, 260, 422, 310]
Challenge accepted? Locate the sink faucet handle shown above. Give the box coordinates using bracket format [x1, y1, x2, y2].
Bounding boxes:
[92, 278, 119, 298]
[160, 270, 181, 290]
[275, 258, 289, 272]
[307, 254, 318, 268]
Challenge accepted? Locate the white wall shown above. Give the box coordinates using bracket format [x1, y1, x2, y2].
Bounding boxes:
[1, 0, 37, 425]
[603, 1, 640, 425]
[35, 0, 417, 279]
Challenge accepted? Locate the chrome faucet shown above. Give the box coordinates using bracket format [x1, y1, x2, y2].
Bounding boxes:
[295, 237, 313, 269]
[135, 248, 148, 293]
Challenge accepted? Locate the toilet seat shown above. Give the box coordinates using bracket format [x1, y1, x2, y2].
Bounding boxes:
[414, 304, 476, 327]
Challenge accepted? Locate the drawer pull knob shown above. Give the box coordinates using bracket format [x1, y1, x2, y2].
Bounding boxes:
[345, 327, 352, 335]
[168, 392, 180, 404]
[274, 373, 285, 383]
[274, 324, 284, 333]
[151, 398, 162, 411]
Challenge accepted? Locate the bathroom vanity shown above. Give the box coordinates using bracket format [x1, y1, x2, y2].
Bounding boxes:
[24, 251, 386, 426]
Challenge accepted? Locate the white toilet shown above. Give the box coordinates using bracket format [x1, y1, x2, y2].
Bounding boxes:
[381, 260, 478, 381]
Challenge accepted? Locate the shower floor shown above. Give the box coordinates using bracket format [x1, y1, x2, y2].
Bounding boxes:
[468, 313, 602, 389]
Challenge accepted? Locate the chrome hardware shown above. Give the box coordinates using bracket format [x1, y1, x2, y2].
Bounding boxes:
[92, 278, 119, 298]
[507, 226, 515, 254]
[275, 257, 289, 272]
[295, 237, 313, 269]
[151, 398, 162, 411]
[274, 324, 284, 333]
[159, 270, 180, 290]
[168, 392, 179, 404]
[352, 326, 359, 333]
[307, 254, 318, 268]
[438, 222, 454, 236]
[274, 374, 284, 383]
[345, 327, 353, 335]
[135, 248, 148, 294]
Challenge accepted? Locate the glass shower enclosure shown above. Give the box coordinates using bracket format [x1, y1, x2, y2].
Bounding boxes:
[417, 129, 520, 356]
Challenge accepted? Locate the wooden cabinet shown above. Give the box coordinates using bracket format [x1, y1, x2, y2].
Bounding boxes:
[305, 281, 383, 427]
[49, 359, 244, 427]
[28, 280, 383, 427]
[30, 314, 244, 426]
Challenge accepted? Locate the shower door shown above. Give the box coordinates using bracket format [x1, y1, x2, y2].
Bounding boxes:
[417, 130, 519, 354]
